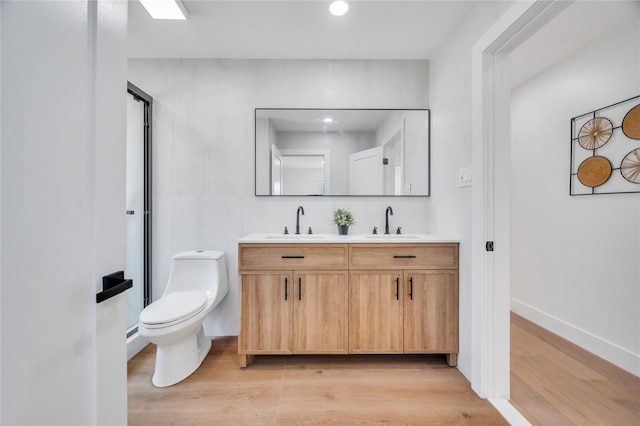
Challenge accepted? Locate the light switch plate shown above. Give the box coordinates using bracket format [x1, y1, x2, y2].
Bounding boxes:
[459, 167, 472, 187]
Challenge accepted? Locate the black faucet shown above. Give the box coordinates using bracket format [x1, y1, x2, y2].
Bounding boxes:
[295, 206, 305, 234]
[385, 206, 394, 234]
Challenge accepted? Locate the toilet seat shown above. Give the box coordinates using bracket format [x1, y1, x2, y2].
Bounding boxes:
[140, 292, 208, 329]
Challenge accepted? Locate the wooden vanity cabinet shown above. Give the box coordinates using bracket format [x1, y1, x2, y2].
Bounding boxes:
[238, 241, 459, 367]
[238, 244, 349, 367]
[348, 243, 459, 366]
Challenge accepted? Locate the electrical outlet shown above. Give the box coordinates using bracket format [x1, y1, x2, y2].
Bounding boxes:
[459, 167, 472, 187]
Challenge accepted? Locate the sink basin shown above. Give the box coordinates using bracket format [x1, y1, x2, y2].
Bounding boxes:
[364, 234, 421, 239]
[264, 234, 328, 240]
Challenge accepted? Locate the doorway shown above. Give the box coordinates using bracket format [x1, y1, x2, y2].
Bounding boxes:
[471, 0, 573, 403]
[126, 82, 152, 338]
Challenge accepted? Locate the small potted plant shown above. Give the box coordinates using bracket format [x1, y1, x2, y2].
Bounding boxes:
[332, 208, 355, 235]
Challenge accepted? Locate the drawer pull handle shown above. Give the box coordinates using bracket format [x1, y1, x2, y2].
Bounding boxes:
[409, 277, 413, 300]
[285, 278, 288, 301]
[282, 255, 305, 259]
[395, 277, 399, 300]
[298, 277, 302, 300]
[393, 255, 416, 259]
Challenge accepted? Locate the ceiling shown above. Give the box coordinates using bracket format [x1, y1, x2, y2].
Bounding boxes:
[127, 0, 474, 59]
[259, 108, 397, 132]
[128, 1, 639, 86]
[510, 0, 640, 89]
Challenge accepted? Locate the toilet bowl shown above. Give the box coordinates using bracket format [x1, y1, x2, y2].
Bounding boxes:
[138, 250, 229, 387]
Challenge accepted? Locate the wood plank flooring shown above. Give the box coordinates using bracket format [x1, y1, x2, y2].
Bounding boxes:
[128, 337, 507, 425]
[510, 312, 640, 425]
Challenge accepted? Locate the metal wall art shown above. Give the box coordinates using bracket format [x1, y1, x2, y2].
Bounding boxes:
[570, 95, 640, 195]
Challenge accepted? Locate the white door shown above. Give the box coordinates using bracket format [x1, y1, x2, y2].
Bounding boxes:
[349, 146, 384, 195]
[271, 144, 284, 195]
[1, 1, 128, 424]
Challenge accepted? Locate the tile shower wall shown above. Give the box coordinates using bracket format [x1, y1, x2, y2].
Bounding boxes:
[127, 59, 430, 336]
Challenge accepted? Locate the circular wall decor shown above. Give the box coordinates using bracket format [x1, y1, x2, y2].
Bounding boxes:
[620, 148, 640, 184]
[621, 104, 640, 139]
[578, 117, 613, 150]
[577, 156, 612, 187]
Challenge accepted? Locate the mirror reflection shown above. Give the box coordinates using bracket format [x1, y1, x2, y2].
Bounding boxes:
[255, 109, 430, 196]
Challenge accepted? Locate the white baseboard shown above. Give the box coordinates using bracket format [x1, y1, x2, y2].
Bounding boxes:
[511, 298, 640, 377]
[127, 332, 149, 361]
[489, 398, 531, 426]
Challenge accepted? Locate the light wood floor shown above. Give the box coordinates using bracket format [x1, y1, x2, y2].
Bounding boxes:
[510, 312, 640, 425]
[128, 338, 508, 425]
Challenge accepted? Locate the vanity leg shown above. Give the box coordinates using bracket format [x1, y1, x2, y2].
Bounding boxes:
[239, 354, 254, 368]
[446, 353, 457, 367]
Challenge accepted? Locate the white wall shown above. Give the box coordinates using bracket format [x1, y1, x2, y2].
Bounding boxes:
[127, 59, 430, 337]
[428, 1, 515, 380]
[1, 1, 128, 423]
[510, 16, 640, 375]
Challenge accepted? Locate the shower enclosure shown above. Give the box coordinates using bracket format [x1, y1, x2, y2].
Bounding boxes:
[126, 82, 152, 337]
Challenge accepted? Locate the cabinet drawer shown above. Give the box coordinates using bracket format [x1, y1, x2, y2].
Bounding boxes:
[349, 243, 458, 270]
[239, 244, 348, 271]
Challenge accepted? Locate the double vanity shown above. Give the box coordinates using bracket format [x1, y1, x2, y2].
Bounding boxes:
[237, 233, 459, 368]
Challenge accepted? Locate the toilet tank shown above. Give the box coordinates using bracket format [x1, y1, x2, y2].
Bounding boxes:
[164, 250, 228, 297]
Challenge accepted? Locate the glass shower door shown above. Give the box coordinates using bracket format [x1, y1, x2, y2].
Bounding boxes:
[126, 91, 146, 335]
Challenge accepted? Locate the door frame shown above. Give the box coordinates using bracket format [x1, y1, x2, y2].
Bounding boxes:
[471, 0, 573, 400]
[126, 81, 153, 337]
[279, 148, 331, 195]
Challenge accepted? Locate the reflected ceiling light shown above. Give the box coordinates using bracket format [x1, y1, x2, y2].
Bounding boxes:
[323, 117, 334, 123]
[329, 1, 349, 17]
[139, 0, 189, 20]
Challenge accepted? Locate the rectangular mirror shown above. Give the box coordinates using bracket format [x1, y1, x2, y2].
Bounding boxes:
[255, 108, 430, 196]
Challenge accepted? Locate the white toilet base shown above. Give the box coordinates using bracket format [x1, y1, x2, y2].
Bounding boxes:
[151, 326, 212, 387]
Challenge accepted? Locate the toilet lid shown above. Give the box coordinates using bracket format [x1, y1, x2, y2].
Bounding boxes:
[140, 292, 207, 325]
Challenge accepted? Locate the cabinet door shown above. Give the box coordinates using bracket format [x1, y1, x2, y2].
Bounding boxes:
[349, 271, 403, 354]
[293, 271, 348, 354]
[239, 272, 293, 354]
[403, 270, 458, 353]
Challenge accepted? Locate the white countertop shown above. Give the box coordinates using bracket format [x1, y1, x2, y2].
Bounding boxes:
[237, 233, 460, 244]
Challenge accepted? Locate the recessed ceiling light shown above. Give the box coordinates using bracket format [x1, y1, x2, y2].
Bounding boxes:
[323, 117, 334, 123]
[139, 0, 189, 20]
[329, 1, 349, 17]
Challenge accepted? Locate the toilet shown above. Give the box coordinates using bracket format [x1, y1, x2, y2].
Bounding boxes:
[138, 250, 229, 387]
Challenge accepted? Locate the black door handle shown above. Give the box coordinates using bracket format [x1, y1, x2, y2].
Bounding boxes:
[282, 255, 305, 259]
[298, 277, 302, 300]
[393, 255, 416, 259]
